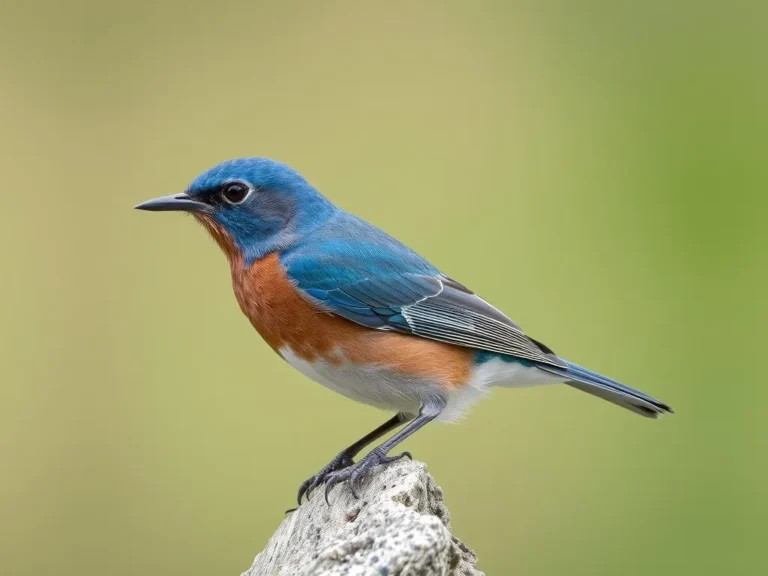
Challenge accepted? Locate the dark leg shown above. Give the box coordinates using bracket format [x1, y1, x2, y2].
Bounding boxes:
[297, 412, 412, 504]
[323, 395, 445, 503]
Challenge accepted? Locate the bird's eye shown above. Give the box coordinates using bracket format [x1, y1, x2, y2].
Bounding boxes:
[221, 182, 250, 204]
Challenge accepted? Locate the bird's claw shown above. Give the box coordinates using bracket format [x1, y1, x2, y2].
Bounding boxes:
[322, 449, 411, 505]
[297, 450, 355, 505]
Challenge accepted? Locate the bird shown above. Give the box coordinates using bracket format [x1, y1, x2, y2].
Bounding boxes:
[136, 157, 672, 505]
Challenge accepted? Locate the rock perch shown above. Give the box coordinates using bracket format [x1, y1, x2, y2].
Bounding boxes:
[242, 460, 483, 576]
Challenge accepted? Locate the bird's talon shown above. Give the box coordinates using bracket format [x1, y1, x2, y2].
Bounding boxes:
[296, 450, 355, 505]
[304, 476, 323, 501]
[296, 480, 312, 504]
[324, 473, 343, 505]
[316, 448, 411, 504]
[297, 444, 417, 507]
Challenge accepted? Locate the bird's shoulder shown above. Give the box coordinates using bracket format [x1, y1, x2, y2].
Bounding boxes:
[282, 210, 439, 290]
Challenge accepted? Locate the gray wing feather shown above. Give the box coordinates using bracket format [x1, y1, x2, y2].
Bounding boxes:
[401, 279, 566, 368]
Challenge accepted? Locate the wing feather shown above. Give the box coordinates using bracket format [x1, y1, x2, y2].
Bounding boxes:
[401, 285, 564, 366]
[296, 269, 563, 367]
[281, 212, 563, 368]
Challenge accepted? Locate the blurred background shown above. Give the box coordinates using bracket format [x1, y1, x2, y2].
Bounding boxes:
[1, 1, 766, 574]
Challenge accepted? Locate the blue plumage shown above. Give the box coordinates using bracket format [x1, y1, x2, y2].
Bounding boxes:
[282, 211, 442, 329]
[138, 157, 673, 420]
[281, 210, 439, 288]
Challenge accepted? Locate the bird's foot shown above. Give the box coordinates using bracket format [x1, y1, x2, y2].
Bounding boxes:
[323, 448, 411, 504]
[297, 450, 355, 504]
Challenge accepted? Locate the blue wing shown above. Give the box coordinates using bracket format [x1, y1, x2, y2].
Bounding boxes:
[281, 211, 564, 368]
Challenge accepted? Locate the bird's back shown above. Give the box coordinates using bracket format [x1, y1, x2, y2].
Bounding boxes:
[281, 209, 440, 289]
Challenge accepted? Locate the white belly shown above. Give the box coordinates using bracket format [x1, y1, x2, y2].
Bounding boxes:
[471, 356, 565, 388]
[280, 347, 564, 422]
[441, 356, 564, 421]
[280, 346, 428, 416]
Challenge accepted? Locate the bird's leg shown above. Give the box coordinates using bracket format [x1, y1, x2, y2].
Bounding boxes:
[323, 395, 445, 503]
[298, 412, 412, 504]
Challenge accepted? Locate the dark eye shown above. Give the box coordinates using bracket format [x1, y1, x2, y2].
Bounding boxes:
[221, 182, 250, 204]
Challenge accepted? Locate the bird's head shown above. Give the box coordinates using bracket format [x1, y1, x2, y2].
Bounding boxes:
[136, 158, 335, 264]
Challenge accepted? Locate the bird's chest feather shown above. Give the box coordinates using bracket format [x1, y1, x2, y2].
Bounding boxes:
[229, 252, 373, 366]
[229, 252, 315, 353]
[227, 252, 475, 395]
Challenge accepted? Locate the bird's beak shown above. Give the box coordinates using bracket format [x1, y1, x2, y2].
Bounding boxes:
[134, 193, 210, 213]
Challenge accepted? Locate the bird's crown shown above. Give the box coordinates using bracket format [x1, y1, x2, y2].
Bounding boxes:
[187, 157, 311, 196]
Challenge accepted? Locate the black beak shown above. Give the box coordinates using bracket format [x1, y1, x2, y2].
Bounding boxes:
[134, 193, 210, 213]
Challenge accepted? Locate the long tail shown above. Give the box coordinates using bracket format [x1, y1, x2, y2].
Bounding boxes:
[538, 360, 673, 418]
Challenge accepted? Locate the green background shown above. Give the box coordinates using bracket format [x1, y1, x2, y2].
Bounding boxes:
[1, 1, 765, 574]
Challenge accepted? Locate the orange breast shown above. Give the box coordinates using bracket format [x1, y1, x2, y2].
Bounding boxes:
[228, 252, 473, 391]
[192, 213, 473, 390]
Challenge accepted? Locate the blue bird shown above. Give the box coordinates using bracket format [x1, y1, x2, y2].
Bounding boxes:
[136, 157, 672, 504]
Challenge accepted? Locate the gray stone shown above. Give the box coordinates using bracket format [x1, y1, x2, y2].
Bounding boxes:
[242, 460, 483, 576]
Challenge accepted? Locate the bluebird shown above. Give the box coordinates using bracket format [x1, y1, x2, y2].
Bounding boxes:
[136, 158, 672, 504]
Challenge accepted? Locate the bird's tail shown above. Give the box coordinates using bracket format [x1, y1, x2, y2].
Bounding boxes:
[538, 360, 673, 418]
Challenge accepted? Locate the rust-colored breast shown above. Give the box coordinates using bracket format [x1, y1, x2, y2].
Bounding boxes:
[227, 251, 473, 391]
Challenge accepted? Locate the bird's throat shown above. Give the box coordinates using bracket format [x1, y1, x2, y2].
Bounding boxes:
[193, 213, 242, 263]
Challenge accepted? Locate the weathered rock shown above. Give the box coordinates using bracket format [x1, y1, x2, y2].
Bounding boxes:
[242, 460, 483, 576]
